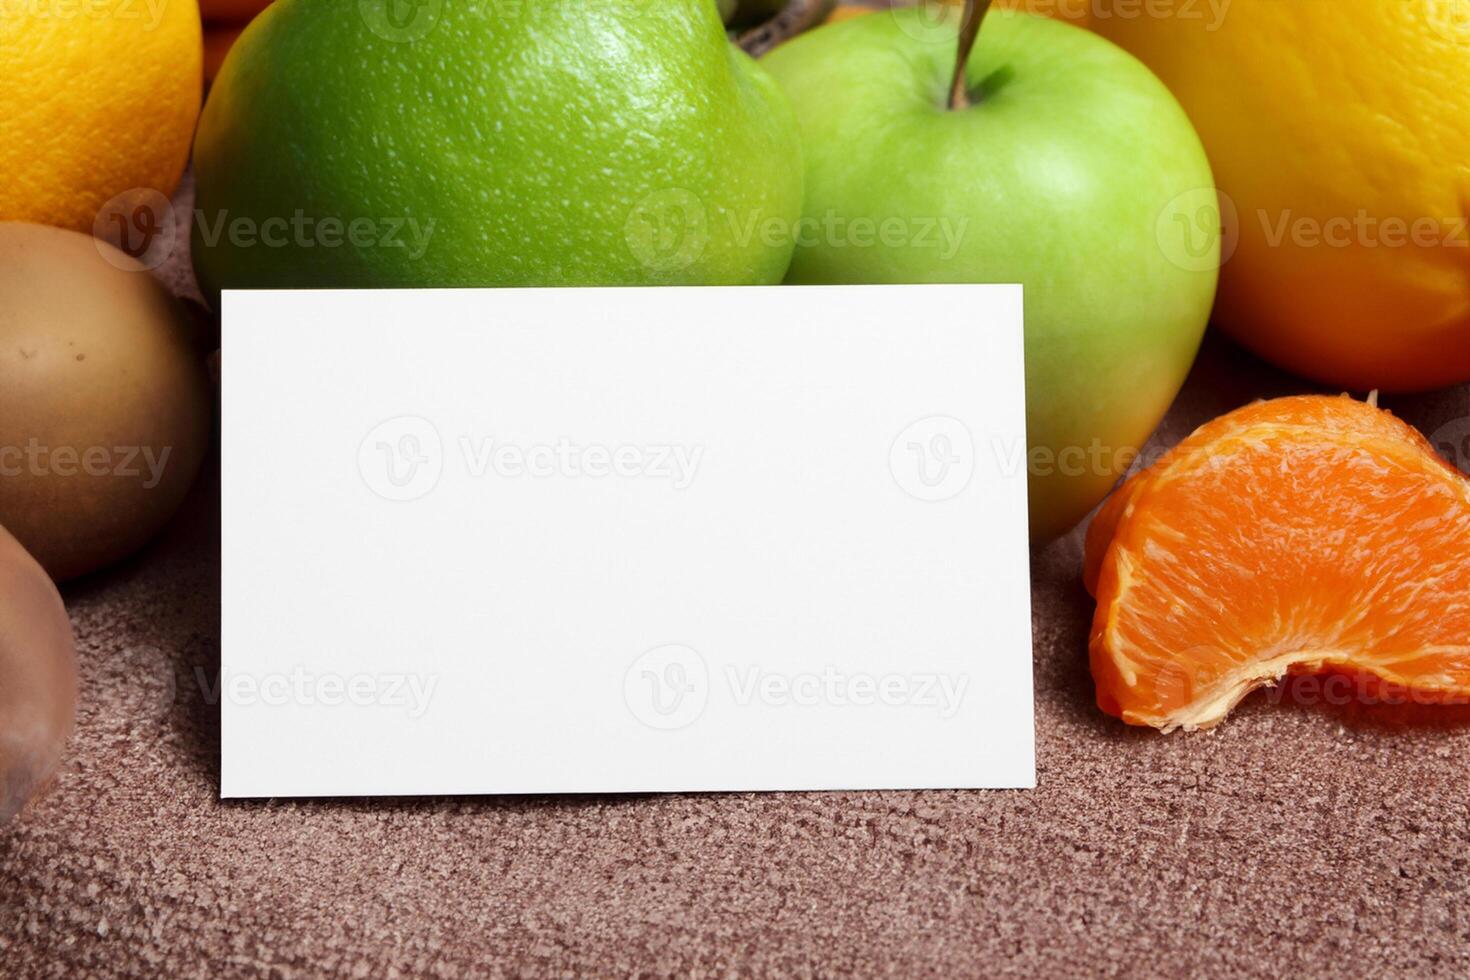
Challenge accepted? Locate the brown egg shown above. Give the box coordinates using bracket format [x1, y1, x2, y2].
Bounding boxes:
[0, 523, 77, 825]
[0, 222, 212, 581]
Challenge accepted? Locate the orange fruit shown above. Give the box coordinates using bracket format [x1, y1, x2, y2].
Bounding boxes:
[0, 0, 202, 233]
[1092, 1, 1470, 391]
[1085, 395, 1470, 731]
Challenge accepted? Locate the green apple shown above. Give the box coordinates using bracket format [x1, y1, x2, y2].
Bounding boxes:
[193, 0, 802, 291]
[764, 6, 1218, 539]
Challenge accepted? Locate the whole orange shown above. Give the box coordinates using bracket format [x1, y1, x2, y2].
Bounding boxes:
[0, 0, 202, 234]
[1094, 0, 1470, 391]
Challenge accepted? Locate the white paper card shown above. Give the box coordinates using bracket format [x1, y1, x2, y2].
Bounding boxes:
[220, 285, 1035, 797]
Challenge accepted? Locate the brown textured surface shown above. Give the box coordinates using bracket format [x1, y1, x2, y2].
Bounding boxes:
[6, 9, 1470, 974]
[3, 334, 1468, 978]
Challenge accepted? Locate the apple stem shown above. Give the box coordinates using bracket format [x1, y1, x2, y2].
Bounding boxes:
[948, 0, 993, 111]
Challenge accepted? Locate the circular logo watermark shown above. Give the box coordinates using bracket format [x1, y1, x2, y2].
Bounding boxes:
[889, 416, 975, 502]
[624, 188, 708, 273]
[92, 187, 177, 271]
[359, 0, 443, 42]
[1156, 187, 1238, 273]
[892, 0, 960, 44]
[1152, 648, 1213, 707]
[623, 644, 708, 731]
[358, 416, 443, 502]
[1430, 415, 1470, 475]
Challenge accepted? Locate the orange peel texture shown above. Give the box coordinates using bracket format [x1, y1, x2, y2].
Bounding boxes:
[1084, 395, 1470, 731]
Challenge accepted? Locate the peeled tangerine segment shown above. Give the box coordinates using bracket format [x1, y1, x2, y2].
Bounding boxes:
[1084, 395, 1470, 732]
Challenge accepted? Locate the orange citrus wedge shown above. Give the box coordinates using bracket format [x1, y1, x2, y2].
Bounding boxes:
[1085, 395, 1470, 731]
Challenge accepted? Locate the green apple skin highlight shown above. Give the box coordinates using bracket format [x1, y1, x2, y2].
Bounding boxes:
[764, 8, 1218, 539]
[193, 0, 803, 291]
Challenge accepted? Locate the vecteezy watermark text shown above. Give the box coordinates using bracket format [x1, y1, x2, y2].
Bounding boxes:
[358, 416, 705, 502]
[200, 667, 440, 719]
[193, 209, 436, 259]
[458, 437, 703, 488]
[0, 0, 169, 30]
[727, 210, 969, 262]
[1156, 189, 1470, 272]
[625, 190, 970, 274]
[623, 644, 971, 731]
[726, 665, 970, 718]
[1, 439, 173, 489]
[1089, 0, 1231, 30]
[1258, 209, 1470, 251]
[895, 0, 1232, 44]
[92, 188, 437, 271]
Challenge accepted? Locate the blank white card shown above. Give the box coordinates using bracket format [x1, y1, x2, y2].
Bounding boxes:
[221, 285, 1035, 797]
